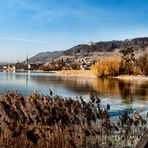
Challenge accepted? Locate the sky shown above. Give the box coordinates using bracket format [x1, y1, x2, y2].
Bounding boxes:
[0, 0, 148, 62]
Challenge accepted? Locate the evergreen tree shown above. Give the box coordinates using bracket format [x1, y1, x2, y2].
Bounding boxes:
[119, 47, 135, 74]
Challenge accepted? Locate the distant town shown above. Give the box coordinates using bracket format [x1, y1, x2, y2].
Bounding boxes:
[0, 56, 96, 72]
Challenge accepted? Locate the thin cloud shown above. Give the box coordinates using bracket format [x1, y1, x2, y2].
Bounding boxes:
[11, 0, 109, 23]
[0, 37, 50, 44]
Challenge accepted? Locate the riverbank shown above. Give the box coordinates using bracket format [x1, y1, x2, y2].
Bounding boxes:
[54, 70, 96, 77]
[54, 70, 148, 80]
[13, 70, 148, 80]
[115, 75, 148, 80]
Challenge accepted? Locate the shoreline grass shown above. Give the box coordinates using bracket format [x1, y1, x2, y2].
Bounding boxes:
[0, 91, 147, 147]
[54, 70, 148, 80]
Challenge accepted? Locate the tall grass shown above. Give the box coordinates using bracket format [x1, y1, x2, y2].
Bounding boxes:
[0, 91, 147, 147]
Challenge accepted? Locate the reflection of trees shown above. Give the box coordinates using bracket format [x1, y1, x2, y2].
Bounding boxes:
[92, 78, 121, 97]
[118, 80, 132, 101]
[118, 79, 148, 101]
[28, 75, 148, 101]
[133, 83, 148, 100]
[91, 78, 148, 101]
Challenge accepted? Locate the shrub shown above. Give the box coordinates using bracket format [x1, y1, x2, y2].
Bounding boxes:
[92, 57, 123, 77]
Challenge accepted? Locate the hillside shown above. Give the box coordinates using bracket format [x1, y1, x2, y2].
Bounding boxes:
[29, 37, 148, 63]
[64, 37, 148, 55]
[29, 51, 63, 63]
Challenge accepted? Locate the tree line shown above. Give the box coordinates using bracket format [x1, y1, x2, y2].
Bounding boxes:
[92, 47, 148, 77]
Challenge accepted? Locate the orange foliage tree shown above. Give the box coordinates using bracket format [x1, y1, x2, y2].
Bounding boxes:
[92, 58, 123, 77]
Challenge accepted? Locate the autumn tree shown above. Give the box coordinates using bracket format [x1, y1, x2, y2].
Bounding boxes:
[92, 57, 122, 77]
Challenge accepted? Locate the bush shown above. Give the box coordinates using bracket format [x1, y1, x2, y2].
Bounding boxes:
[92, 57, 123, 77]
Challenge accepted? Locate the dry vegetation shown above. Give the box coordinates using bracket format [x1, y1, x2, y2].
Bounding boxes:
[135, 49, 148, 75]
[55, 70, 94, 77]
[0, 91, 147, 147]
[92, 57, 123, 77]
[92, 47, 148, 77]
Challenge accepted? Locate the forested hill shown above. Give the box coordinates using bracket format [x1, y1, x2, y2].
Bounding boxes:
[64, 37, 148, 55]
[29, 37, 148, 63]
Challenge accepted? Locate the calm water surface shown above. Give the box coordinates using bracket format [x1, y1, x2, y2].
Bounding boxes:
[0, 72, 148, 115]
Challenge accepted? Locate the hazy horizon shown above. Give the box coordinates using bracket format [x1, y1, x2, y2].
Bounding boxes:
[0, 0, 148, 62]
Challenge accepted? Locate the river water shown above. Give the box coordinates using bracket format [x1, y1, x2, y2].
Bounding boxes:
[0, 72, 148, 116]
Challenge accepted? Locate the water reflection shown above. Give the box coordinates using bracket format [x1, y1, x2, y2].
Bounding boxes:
[90, 78, 147, 100]
[0, 72, 148, 102]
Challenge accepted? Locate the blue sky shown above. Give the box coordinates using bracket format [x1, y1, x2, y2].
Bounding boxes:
[0, 0, 148, 62]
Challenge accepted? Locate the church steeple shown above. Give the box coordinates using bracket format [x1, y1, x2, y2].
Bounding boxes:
[26, 54, 29, 65]
[25, 54, 30, 71]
